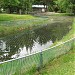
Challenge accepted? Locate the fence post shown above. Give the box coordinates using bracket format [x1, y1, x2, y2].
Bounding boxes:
[40, 51, 43, 68]
[37, 49, 43, 72]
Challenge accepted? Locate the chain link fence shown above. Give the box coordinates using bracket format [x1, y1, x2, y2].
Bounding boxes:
[0, 37, 75, 75]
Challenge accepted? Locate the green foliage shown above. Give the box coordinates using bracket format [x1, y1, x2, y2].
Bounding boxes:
[33, 0, 75, 13]
[0, 0, 75, 14]
[0, 0, 34, 14]
[4, 0, 19, 7]
[0, 0, 4, 12]
[55, 0, 75, 13]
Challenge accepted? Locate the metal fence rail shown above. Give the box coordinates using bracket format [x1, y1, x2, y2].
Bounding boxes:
[0, 37, 75, 75]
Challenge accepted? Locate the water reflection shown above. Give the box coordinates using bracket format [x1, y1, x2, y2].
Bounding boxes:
[0, 19, 73, 62]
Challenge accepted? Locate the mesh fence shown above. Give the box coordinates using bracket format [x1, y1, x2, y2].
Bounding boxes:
[0, 18, 48, 26]
[0, 37, 75, 75]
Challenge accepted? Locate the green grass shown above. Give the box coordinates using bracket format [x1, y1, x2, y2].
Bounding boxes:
[34, 46, 75, 75]
[16, 42, 74, 75]
[0, 14, 74, 38]
[0, 14, 35, 21]
[50, 13, 74, 16]
[0, 14, 49, 37]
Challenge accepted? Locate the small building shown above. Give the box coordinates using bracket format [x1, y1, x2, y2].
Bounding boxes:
[32, 5, 46, 13]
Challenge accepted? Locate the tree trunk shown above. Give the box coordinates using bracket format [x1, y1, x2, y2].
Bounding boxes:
[16, 8, 19, 14]
[6, 8, 10, 14]
[19, 9, 22, 15]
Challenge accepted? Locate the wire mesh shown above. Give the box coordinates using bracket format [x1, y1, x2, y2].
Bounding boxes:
[0, 18, 48, 26]
[0, 37, 75, 75]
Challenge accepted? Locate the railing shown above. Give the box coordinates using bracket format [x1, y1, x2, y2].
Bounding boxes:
[0, 37, 75, 75]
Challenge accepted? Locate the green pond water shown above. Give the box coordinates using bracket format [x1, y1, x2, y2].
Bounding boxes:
[0, 16, 73, 62]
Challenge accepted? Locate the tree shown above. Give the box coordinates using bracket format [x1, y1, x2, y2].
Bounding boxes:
[17, 0, 34, 14]
[3, 0, 20, 13]
[55, 0, 75, 14]
[0, 0, 4, 12]
[1, 0, 34, 14]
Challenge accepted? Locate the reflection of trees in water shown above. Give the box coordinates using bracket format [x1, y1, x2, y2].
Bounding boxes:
[35, 22, 72, 43]
[48, 22, 72, 42]
[0, 30, 37, 61]
[0, 21, 72, 61]
[34, 26, 52, 45]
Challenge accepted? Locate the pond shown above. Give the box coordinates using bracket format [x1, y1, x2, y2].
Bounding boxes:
[0, 16, 73, 62]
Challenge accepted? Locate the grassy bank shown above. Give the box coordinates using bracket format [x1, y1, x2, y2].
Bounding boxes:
[39, 12, 74, 16]
[34, 45, 75, 75]
[0, 14, 35, 21]
[0, 14, 74, 38]
[51, 13, 74, 16]
[52, 17, 75, 47]
[0, 14, 49, 37]
[62, 18, 75, 40]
